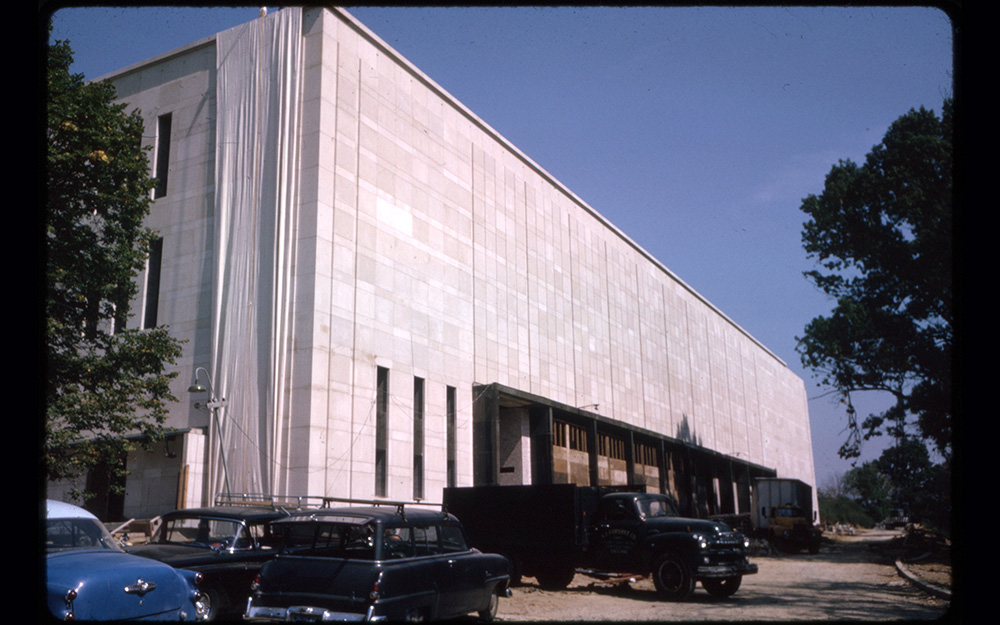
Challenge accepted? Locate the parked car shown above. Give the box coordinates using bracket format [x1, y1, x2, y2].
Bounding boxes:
[127, 506, 291, 620]
[244, 504, 511, 622]
[45, 499, 208, 621]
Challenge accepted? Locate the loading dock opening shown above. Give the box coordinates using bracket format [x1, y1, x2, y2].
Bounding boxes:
[472, 383, 775, 518]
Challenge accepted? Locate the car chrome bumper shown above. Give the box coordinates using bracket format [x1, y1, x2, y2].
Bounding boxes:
[245, 603, 377, 622]
[697, 561, 758, 578]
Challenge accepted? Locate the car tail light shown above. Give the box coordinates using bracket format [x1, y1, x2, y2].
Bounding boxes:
[369, 574, 382, 601]
[62, 588, 77, 621]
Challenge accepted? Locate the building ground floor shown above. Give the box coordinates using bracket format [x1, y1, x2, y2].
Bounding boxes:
[49, 382, 777, 522]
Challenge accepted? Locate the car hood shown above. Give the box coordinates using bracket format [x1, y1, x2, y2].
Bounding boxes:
[46, 549, 195, 621]
[128, 542, 221, 566]
[644, 517, 731, 535]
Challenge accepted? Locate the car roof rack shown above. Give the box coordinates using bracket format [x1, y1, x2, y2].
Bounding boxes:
[214, 493, 442, 517]
[213, 493, 327, 511]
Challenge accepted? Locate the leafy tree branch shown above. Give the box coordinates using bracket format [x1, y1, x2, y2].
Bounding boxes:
[797, 99, 952, 462]
[45, 29, 184, 502]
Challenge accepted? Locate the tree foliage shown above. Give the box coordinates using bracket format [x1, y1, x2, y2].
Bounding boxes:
[841, 462, 892, 524]
[875, 438, 950, 534]
[817, 492, 874, 528]
[45, 32, 183, 502]
[824, 442, 951, 535]
[797, 99, 953, 461]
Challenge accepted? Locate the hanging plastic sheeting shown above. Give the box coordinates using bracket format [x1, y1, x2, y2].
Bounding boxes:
[209, 9, 302, 498]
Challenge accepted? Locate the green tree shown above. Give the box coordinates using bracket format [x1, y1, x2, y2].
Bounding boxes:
[817, 491, 873, 528]
[45, 31, 183, 504]
[875, 435, 934, 502]
[876, 439, 950, 534]
[796, 99, 952, 461]
[841, 462, 892, 524]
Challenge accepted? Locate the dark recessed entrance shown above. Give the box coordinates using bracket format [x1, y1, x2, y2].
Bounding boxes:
[472, 383, 774, 518]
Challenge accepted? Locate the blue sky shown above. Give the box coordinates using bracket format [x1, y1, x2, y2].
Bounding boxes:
[47, 5, 955, 490]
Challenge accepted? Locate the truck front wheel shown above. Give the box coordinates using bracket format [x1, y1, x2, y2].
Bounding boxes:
[702, 575, 742, 598]
[651, 554, 695, 601]
[534, 566, 575, 590]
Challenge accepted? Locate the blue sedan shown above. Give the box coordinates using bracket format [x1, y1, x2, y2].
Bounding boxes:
[45, 499, 208, 621]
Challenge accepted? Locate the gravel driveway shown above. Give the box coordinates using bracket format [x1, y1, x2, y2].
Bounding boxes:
[493, 529, 951, 621]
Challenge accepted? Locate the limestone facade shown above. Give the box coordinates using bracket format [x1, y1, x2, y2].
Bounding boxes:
[70, 7, 815, 520]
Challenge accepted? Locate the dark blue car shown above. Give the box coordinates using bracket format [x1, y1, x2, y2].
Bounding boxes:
[245, 504, 511, 622]
[127, 506, 289, 620]
[45, 499, 208, 621]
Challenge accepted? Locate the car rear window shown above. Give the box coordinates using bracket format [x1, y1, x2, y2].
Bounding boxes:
[46, 518, 123, 552]
[280, 522, 376, 559]
[275, 519, 470, 561]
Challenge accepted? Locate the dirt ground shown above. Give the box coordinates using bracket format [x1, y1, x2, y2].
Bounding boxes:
[492, 528, 953, 622]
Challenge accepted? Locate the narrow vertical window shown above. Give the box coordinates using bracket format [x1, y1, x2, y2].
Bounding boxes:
[143, 237, 163, 329]
[413, 377, 425, 500]
[446, 386, 456, 487]
[375, 366, 389, 497]
[153, 113, 172, 198]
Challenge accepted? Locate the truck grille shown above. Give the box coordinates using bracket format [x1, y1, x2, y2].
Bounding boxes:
[710, 532, 744, 547]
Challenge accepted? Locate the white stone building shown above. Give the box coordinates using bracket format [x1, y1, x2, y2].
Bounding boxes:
[52, 7, 817, 521]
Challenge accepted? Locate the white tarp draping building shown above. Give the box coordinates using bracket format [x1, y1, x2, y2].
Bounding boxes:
[209, 10, 302, 496]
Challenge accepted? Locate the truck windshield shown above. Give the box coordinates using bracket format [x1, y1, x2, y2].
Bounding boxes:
[635, 496, 677, 519]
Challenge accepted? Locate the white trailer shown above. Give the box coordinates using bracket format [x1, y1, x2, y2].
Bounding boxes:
[752, 478, 815, 531]
[752, 478, 821, 553]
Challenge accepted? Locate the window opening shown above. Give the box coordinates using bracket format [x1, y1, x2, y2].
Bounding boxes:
[599, 433, 625, 460]
[375, 367, 389, 497]
[142, 237, 163, 329]
[553, 420, 587, 452]
[634, 442, 657, 466]
[413, 377, 425, 500]
[153, 113, 172, 198]
[447, 386, 456, 487]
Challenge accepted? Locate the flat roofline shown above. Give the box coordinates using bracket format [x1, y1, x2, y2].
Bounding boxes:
[91, 35, 216, 84]
[330, 7, 785, 367]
